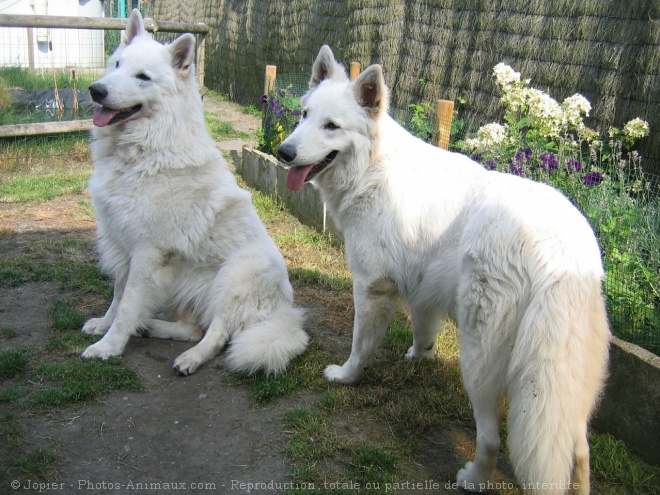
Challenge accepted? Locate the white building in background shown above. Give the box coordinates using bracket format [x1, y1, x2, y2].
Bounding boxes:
[0, 0, 105, 69]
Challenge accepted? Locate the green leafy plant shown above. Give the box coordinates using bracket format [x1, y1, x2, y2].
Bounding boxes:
[258, 85, 302, 156]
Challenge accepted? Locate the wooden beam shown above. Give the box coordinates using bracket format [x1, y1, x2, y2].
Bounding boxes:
[0, 14, 209, 34]
[0, 120, 94, 138]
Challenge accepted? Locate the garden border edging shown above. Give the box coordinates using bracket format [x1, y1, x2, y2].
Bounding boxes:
[240, 145, 660, 467]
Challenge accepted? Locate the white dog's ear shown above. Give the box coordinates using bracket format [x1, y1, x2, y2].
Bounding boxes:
[353, 64, 388, 118]
[125, 9, 147, 45]
[168, 34, 196, 76]
[309, 45, 347, 90]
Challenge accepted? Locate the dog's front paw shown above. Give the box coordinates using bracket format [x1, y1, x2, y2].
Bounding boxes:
[456, 462, 490, 493]
[82, 317, 112, 336]
[324, 364, 359, 384]
[81, 340, 122, 360]
[173, 351, 201, 376]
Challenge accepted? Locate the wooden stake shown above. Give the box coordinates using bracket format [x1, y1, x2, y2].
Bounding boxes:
[264, 65, 277, 96]
[435, 99, 454, 149]
[349, 62, 361, 81]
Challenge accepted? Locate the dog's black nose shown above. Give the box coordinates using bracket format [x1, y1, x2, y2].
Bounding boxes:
[277, 144, 296, 163]
[89, 83, 108, 103]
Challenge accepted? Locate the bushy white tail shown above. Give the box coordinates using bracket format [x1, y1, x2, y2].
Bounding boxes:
[225, 306, 308, 375]
[506, 276, 610, 494]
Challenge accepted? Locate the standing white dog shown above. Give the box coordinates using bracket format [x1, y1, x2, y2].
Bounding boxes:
[81, 10, 308, 376]
[278, 46, 610, 494]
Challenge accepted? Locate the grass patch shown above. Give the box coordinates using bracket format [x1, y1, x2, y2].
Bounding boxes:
[0, 349, 28, 381]
[0, 134, 91, 175]
[1, 328, 17, 339]
[34, 359, 142, 407]
[19, 447, 59, 478]
[241, 104, 262, 116]
[590, 433, 660, 493]
[204, 111, 250, 141]
[0, 387, 22, 404]
[50, 299, 87, 331]
[0, 250, 111, 297]
[0, 171, 90, 202]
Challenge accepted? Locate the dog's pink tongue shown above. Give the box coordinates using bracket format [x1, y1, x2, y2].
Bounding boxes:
[286, 164, 316, 192]
[93, 106, 119, 127]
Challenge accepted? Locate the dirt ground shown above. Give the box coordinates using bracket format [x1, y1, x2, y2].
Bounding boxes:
[0, 99, 491, 495]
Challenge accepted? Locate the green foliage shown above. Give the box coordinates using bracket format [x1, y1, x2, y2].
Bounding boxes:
[258, 85, 302, 156]
[405, 102, 435, 141]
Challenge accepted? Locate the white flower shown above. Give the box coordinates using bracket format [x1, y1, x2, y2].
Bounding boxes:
[463, 137, 482, 152]
[525, 88, 564, 138]
[623, 118, 650, 142]
[493, 63, 521, 90]
[476, 122, 507, 147]
[561, 94, 591, 130]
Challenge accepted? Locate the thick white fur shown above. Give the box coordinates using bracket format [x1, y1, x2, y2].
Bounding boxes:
[81, 10, 308, 375]
[278, 46, 610, 494]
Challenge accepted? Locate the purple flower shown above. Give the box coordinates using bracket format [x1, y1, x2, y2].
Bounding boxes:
[566, 159, 582, 172]
[277, 89, 286, 99]
[540, 152, 558, 172]
[289, 88, 297, 97]
[270, 99, 282, 118]
[259, 94, 267, 104]
[514, 150, 530, 165]
[583, 172, 603, 186]
[509, 163, 524, 176]
[472, 153, 484, 163]
[485, 159, 496, 170]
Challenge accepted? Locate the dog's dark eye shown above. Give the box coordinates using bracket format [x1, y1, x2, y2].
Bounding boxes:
[136, 73, 151, 81]
[325, 121, 340, 130]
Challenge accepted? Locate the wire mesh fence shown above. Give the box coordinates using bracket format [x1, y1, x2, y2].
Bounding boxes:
[262, 72, 660, 355]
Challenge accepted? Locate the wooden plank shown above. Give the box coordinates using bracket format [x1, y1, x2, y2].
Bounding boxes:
[0, 14, 209, 34]
[0, 120, 94, 138]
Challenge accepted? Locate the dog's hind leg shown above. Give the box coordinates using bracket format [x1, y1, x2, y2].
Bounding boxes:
[455, 255, 514, 491]
[324, 277, 398, 384]
[172, 318, 231, 376]
[142, 319, 203, 341]
[406, 306, 444, 359]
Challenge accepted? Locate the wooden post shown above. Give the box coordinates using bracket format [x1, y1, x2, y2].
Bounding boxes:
[349, 62, 361, 81]
[435, 99, 454, 150]
[264, 65, 277, 96]
[262, 65, 277, 122]
[196, 32, 206, 92]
